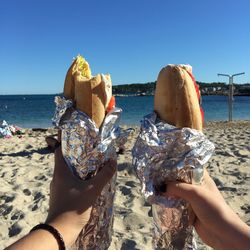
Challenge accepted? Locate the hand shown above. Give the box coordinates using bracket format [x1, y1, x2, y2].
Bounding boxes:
[6, 139, 116, 250]
[165, 170, 250, 250]
[46, 143, 116, 246]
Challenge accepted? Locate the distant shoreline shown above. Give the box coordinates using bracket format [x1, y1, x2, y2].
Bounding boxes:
[1, 81, 250, 96]
[113, 93, 250, 97]
[1, 93, 250, 97]
[112, 82, 250, 97]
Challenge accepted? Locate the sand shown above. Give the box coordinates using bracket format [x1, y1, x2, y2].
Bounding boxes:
[1, 121, 250, 249]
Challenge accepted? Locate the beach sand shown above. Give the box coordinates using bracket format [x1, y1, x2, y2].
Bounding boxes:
[1, 121, 250, 249]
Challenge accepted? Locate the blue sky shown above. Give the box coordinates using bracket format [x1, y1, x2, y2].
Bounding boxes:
[0, 0, 250, 94]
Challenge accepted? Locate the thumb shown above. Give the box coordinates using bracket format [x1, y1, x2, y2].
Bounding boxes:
[165, 181, 198, 203]
[87, 159, 116, 194]
[54, 146, 72, 178]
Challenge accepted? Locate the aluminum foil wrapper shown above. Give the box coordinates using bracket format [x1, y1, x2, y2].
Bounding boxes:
[52, 96, 131, 250]
[132, 112, 215, 250]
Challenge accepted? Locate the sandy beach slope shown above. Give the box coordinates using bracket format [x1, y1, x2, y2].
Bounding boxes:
[1, 121, 250, 249]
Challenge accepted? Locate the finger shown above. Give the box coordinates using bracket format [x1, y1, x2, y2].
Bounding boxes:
[54, 146, 72, 178]
[45, 136, 56, 151]
[188, 205, 197, 225]
[57, 130, 62, 143]
[87, 159, 117, 194]
[165, 170, 212, 201]
[165, 181, 198, 203]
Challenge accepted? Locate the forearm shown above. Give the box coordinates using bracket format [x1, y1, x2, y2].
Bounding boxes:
[215, 214, 250, 250]
[5, 230, 60, 250]
[5, 216, 82, 250]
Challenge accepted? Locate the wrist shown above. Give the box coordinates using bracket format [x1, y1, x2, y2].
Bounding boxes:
[46, 214, 83, 247]
[30, 224, 65, 250]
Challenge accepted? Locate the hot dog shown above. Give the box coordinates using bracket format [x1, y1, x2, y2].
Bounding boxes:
[63, 55, 114, 128]
[153, 64, 204, 248]
[154, 64, 203, 131]
[61, 56, 117, 249]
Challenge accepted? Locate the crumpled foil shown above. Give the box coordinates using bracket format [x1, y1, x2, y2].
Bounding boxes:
[52, 96, 131, 250]
[132, 112, 215, 250]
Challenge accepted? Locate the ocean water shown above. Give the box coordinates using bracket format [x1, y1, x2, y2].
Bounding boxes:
[0, 95, 249, 128]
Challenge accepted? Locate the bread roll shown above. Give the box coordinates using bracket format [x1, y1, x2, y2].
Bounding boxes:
[154, 65, 202, 131]
[74, 73, 110, 128]
[63, 58, 76, 100]
[63, 55, 112, 128]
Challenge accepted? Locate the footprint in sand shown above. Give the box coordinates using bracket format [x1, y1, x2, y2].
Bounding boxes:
[28, 191, 45, 211]
[8, 223, 22, 237]
[11, 169, 18, 178]
[236, 188, 248, 196]
[121, 239, 138, 250]
[125, 181, 137, 188]
[119, 186, 135, 206]
[216, 150, 234, 157]
[118, 163, 135, 176]
[25, 144, 32, 150]
[232, 179, 245, 185]
[0, 204, 13, 216]
[30, 204, 38, 211]
[241, 204, 250, 214]
[0, 171, 6, 178]
[11, 210, 25, 221]
[23, 189, 31, 196]
[1, 194, 15, 203]
[120, 186, 132, 196]
[13, 185, 21, 191]
[213, 177, 224, 188]
[33, 191, 45, 202]
[34, 174, 48, 181]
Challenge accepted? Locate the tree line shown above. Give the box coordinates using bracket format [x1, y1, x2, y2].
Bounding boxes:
[112, 82, 250, 96]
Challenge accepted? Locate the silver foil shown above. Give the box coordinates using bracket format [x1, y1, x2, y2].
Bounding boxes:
[132, 112, 215, 250]
[52, 96, 129, 250]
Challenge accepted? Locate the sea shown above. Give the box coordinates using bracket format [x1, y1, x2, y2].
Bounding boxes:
[0, 95, 250, 128]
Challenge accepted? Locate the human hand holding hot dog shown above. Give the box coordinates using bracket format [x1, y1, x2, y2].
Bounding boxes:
[5, 146, 116, 250]
[165, 170, 250, 250]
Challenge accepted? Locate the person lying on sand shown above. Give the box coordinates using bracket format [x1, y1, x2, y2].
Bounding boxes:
[5, 139, 250, 250]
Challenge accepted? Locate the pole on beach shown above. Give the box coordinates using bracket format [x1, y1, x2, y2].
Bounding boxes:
[217, 72, 245, 122]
